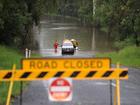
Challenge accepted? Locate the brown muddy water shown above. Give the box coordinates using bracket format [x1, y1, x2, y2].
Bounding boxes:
[34, 16, 114, 53]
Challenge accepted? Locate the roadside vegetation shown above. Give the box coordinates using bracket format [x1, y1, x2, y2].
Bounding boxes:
[0, 1, 43, 103]
[0, 45, 40, 105]
[0, 0, 46, 49]
[45, 0, 93, 24]
[96, 46, 140, 68]
[0, 45, 23, 104]
[94, 0, 140, 48]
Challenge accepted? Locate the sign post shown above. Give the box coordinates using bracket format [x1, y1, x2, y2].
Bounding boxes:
[116, 63, 121, 105]
[6, 64, 16, 105]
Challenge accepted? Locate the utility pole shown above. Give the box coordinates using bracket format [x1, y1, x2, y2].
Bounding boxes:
[93, 0, 96, 15]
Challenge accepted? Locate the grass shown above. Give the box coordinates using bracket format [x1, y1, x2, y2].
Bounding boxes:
[0, 45, 23, 105]
[0, 45, 36, 105]
[96, 46, 140, 68]
[0, 45, 42, 105]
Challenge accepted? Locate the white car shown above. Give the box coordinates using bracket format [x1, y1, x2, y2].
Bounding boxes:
[61, 40, 75, 55]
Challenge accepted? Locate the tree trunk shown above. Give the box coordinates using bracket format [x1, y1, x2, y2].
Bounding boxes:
[134, 32, 139, 46]
[132, 17, 139, 46]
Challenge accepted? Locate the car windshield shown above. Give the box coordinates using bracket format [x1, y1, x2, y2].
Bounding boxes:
[63, 43, 73, 46]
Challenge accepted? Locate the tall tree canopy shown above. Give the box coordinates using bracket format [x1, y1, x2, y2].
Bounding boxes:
[94, 0, 140, 47]
[0, 0, 46, 48]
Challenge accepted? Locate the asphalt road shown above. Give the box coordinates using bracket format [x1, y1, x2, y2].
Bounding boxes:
[13, 49, 140, 105]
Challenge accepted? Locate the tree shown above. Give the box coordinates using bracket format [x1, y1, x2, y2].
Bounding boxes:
[0, 0, 46, 49]
[93, 0, 140, 47]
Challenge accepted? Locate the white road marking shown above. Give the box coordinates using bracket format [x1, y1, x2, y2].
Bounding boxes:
[94, 82, 108, 85]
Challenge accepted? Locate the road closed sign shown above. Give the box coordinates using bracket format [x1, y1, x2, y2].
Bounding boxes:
[22, 58, 111, 70]
[48, 78, 72, 101]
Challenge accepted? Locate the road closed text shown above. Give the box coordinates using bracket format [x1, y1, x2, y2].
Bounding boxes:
[22, 58, 110, 70]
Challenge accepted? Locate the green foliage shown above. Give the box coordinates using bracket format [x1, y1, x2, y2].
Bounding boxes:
[94, 0, 140, 47]
[0, 45, 23, 105]
[96, 46, 140, 68]
[78, 0, 93, 23]
[0, 45, 40, 105]
[0, 0, 46, 48]
[114, 37, 136, 49]
[45, 0, 93, 24]
[0, 45, 22, 69]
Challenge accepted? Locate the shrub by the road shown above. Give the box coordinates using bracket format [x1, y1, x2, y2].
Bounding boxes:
[96, 46, 140, 68]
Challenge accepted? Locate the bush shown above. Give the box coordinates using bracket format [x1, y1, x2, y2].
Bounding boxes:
[114, 37, 136, 49]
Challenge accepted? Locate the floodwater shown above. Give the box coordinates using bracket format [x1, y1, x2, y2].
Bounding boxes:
[35, 16, 113, 53]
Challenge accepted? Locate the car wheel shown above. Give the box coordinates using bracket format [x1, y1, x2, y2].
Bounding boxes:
[62, 50, 65, 55]
[71, 51, 74, 55]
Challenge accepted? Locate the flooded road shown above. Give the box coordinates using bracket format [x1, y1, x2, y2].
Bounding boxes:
[35, 16, 113, 54]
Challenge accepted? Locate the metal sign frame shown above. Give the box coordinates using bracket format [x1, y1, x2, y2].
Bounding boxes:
[0, 58, 128, 105]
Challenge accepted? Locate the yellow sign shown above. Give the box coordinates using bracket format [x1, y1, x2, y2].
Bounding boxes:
[0, 69, 128, 81]
[22, 58, 111, 70]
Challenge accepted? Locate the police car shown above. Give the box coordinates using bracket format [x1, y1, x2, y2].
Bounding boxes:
[61, 39, 75, 55]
